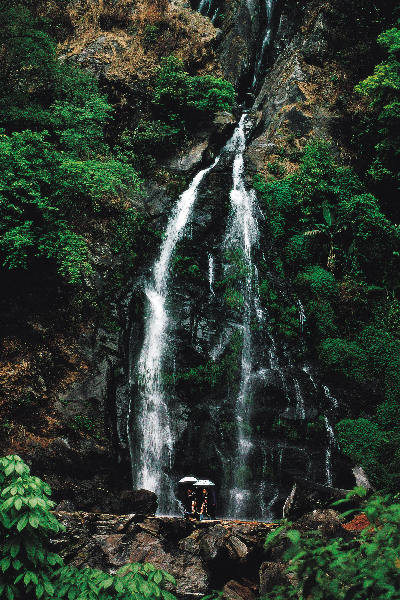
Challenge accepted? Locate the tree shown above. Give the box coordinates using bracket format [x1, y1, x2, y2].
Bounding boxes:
[355, 20, 400, 189]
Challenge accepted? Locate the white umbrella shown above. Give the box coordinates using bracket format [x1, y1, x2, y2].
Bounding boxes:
[178, 476, 198, 484]
[194, 479, 215, 487]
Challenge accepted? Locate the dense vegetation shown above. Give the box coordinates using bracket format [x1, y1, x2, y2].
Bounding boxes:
[254, 19, 400, 490]
[0, 2, 141, 284]
[0, 455, 177, 600]
[0, 2, 234, 287]
[0, 0, 235, 439]
[263, 489, 400, 600]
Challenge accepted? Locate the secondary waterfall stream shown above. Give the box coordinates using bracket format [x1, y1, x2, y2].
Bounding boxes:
[223, 115, 260, 517]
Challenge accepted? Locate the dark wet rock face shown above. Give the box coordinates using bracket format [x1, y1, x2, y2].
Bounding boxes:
[163, 112, 237, 175]
[53, 482, 157, 515]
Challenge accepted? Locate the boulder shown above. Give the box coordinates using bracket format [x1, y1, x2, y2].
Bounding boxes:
[54, 483, 157, 515]
[295, 509, 343, 537]
[227, 535, 249, 561]
[108, 489, 158, 515]
[282, 479, 349, 520]
[259, 562, 288, 596]
[198, 524, 228, 561]
[223, 580, 255, 600]
[166, 139, 210, 173]
[164, 112, 236, 174]
[52, 514, 276, 599]
[352, 466, 374, 491]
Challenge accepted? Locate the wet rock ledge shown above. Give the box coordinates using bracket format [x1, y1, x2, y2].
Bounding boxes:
[52, 513, 277, 600]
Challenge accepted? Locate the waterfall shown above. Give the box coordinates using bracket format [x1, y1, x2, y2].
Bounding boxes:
[224, 115, 260, 518]
[298, 300, 306, 332]
[324, 417, 335, 486]
[208, 254, 215, 296]
[294, 380, 306, 420]
[129, 155, 220, 513]
[323, 384, 339, 410]
[198, 0, 211, 16]
[252, 0, 277, 88]
[122, 0, 346, 520]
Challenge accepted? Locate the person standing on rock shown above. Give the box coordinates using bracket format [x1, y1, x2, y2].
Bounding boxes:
[208, 486, 217, 519]
[194, 479, 216, 520]
[198, 488, 209, 520]
[185, 487, 197, 517]
[177, 476, 198, 518]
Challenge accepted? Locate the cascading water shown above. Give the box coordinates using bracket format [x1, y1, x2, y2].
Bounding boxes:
[121, 0, 349, 521]
[223, 115, 260, 518]
[208, 254, 215, 296]
[252, 0, 277, 88]
[129, 156, 220, 513]
[324, 417, 336, 486]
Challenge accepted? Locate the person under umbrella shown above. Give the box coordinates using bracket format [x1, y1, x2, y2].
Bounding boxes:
[194, 480, 216, 520]
[177, 476, 198, 517]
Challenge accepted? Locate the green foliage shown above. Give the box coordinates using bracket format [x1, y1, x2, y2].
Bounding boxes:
[263, 492, 400, 600]
[120, 120, 182, 159]
[296, 266, 337, 299]
[255, 134, 400, 488]
[0, 455, 178, 600]
[336, 417, 400, 488]
[165, 331, 242, 391]
[153, 56, 235, 122]
[71, 415, 97, 435]
[52, 563, 177, 600]
[355, 20, 400, 187]
[318, 338, 366, 382]
[0, 454, 65, 600]
[336, 418, 387, 464]
[224, 288, 244, 309]
[0, 4, 141, 284]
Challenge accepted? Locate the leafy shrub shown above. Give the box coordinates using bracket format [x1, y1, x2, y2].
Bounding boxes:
[336, 418, 400, 488]
[296, 266, 337, 299]
[335, 418, 387, 465]
[121, 120, 183, 157]
[0, 455, 178, 600]
[263, 491, 400, 600]
[318, 338, 366, 382]
[153, 56, 235, 121]
[0, 454, 65, 600]
[285, 234, 312, 268]
[306, 299, 337, 338]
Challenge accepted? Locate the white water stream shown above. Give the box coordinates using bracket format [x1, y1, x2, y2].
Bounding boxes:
[130, 155, 220, 512]
[252, 0, 277, 87]
[208, 254, 215, 296]
[224, 115, 261, 518]
[324, 416, 335, 486]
